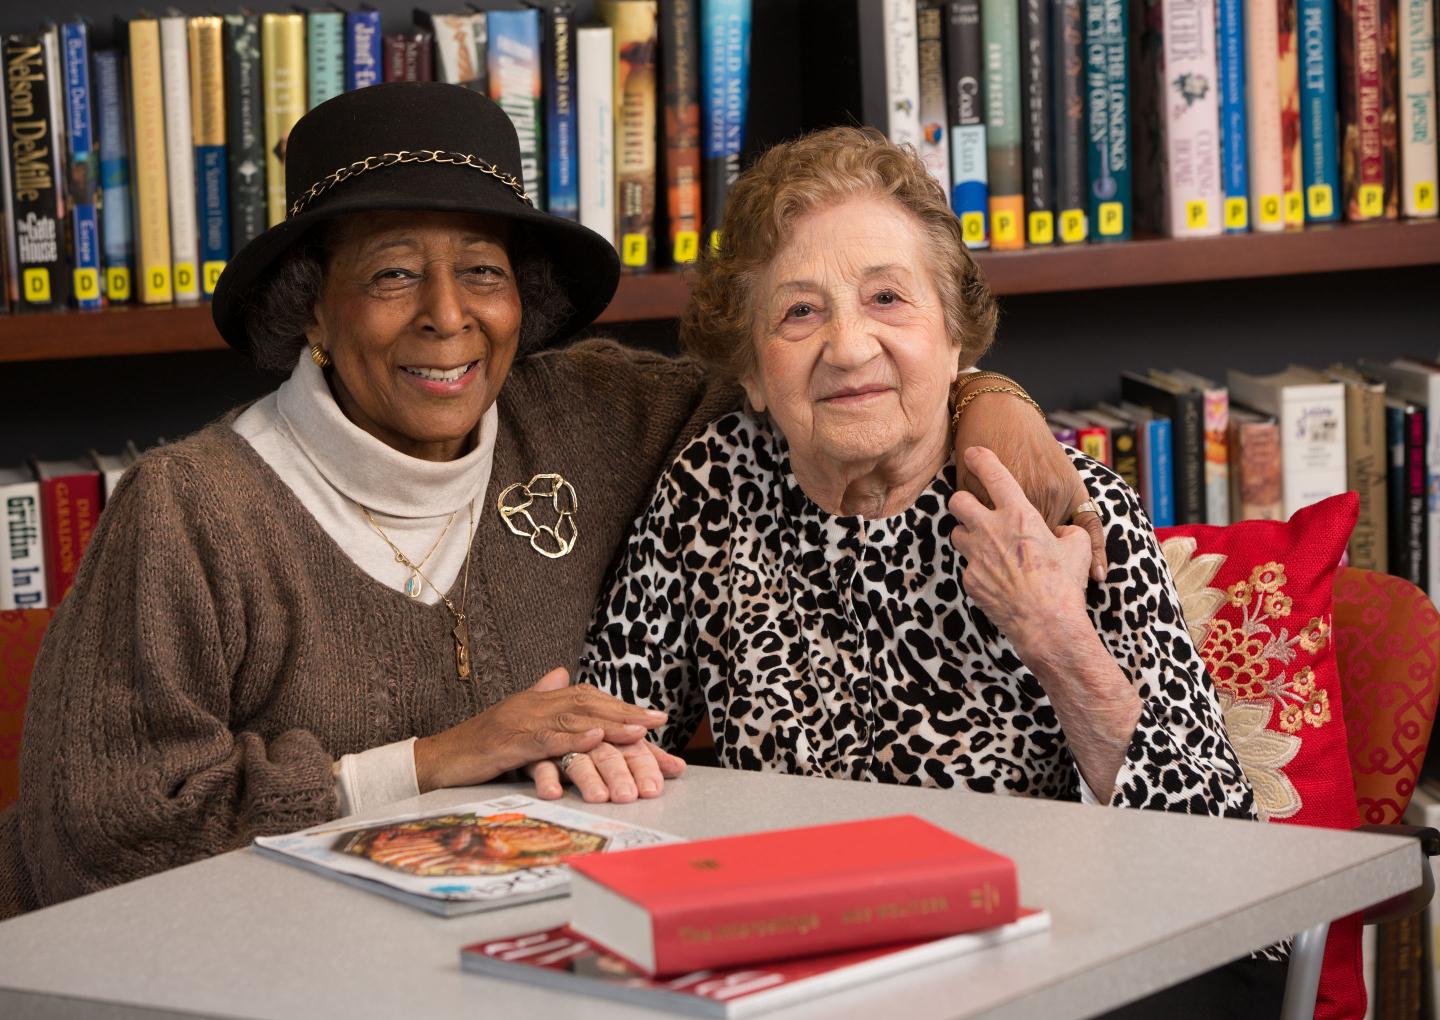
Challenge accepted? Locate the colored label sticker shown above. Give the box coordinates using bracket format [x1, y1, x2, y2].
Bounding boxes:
[1059, 209, 1087, 243]
[993, 209, 1019, 245]
[1284, 192, 1304, 225]
[107, 267, 132, 302]
[708, 230, 722, 252]
[145, 265, 171, 301]
[203, 261, 226, 294]
[1415, 182, 1436, 213]
[73, 268, 100, 301]
[22, 267, 50, 303]
[1224, 197, 1249, 229]
[1097, 201, 1124, 236]
[1306, 184, 1334, 219]
[960, 212, 987, 244]
[672, 231, 699, 264]
[174, 262, 197, 294]
[1185, 200, 1209, 230]
[1358, 184, 1384, 218]
[1258, 194, 1283, 225]
[1027, 210, 1054, 245]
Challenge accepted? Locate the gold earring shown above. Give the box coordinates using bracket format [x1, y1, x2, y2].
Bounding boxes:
[310, 344, 331, 369]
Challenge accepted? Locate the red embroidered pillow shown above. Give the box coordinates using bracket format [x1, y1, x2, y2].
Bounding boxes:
[1157, 491, 1360, 1020]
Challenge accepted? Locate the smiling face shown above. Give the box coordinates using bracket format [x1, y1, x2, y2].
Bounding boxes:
[743, 194, 960, 488]
[307, 210, 523, 462]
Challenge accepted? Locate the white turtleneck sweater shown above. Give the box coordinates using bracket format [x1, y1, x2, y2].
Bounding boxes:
[233, 354, 494, 814]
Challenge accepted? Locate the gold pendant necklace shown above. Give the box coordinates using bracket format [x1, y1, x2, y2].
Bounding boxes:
[361, 505, 459, 599]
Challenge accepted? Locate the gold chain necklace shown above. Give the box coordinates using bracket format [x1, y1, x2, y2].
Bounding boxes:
[359, 506, 459, 599]
[359, 501, 476, 680]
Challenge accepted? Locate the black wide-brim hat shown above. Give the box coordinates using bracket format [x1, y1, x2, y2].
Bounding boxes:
[212, 82, 620, 352]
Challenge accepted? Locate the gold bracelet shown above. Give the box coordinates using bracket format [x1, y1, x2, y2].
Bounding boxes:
[950, 386, 1048, 431]
[954, 370, 1024, 395]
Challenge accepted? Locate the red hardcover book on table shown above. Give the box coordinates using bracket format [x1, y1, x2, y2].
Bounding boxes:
[33, 458, 103, 604]
[566, 815, 1019, 977]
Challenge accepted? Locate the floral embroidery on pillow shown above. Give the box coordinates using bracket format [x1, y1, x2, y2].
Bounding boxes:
[1162, 538, 1336, 821]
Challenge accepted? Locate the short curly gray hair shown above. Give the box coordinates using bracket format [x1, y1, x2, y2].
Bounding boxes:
[244, 223, 573, 374]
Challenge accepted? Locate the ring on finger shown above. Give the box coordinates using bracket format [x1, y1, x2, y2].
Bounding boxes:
[1071, 500, 1101, 522]
[558, 751, 585, 773]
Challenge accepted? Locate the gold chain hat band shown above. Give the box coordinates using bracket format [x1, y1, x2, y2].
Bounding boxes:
[288, 149, 533, 219]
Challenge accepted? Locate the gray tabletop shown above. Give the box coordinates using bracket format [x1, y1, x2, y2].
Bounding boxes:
[0, 766, 1420, 1020]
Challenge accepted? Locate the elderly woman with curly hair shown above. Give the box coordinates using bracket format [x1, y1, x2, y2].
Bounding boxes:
[0, 86, 1092, 917]
[581, 126, 1257, 817]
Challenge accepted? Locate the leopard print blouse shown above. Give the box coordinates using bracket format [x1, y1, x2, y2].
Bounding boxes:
[581, 410, 1257, 819]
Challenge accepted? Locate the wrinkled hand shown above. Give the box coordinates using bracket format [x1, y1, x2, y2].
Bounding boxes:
[949, 447, 1094, 647]
[952, 386, 1107, 582]
[413, 667, 667, 793]
[529, 740, 687, 804]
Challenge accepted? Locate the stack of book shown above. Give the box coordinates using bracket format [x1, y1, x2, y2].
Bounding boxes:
[0, 1, 754, 314]
[1045, 358, 1440, 606]
[807, 0, 1437, 249]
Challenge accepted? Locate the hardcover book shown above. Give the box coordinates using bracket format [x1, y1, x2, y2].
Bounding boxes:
[1121, 372, 1205, 524]
[1019, 0, 1053, 244]
[983, 0, 1024, 249]
[567, 816, 1020, 977]
[188, 16, 229, 299]
[947, 0, 988, 246]
[699, 0, 750, 254]
[597, 0, 657, 272]
[60, 21, 101, 310]
[576, 24, 615, 247]
[253, 794, 678, 916]
[1051, 0, 1087, 242]
[1277, 0, 1306, 227]
[1325, 365, 1388, 571]
[0, 466, 46, 610]
[461, 912, 1052, 1019]
[222, 14, 265, 254]
[346, 6, 384, 92]
[159, 14, 200, 303]
[92, 49, 133, 303]
[1385, 398, 1426, 587]
[1084, 408, 1140, 491]
[1227, 367, 1348, 519]
[33, 457, 101, 604]
[1215, 0, 1249, 230]
[660, 0, 699, 254]
[917, 1, 952, 197]
[1298, 0, 1341, 221]
[1397, 0, 1437, 217]
[1337, 0, 1395, 220]
[882, 0, 923, 150]
[1084, 0, 1131, 241]
[1155, 370, 1229, 525]
[1246, 0, 1287, 231]
[260, 13, 307, 227]
[306, 8, 346, 109]
[1048, 410, 1111, 465]
[126, 18, 173, 304]
[418, 10, 487, 92]
[3, 33, 69, 310]
[1227, 406, 1284, 521]
[1100, 401, 1175, 524]
[535, 1, 579, 220]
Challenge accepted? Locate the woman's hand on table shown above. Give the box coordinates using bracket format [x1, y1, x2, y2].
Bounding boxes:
[412, 667, 668, 794]
[528, 739, 687, 803]
[951, 384, 1108, 583]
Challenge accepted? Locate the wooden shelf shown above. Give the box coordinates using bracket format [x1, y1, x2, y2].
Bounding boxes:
[2, 219, 1436, 364]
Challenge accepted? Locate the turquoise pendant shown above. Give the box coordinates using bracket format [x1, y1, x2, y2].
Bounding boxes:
[404, 574, 423, 599]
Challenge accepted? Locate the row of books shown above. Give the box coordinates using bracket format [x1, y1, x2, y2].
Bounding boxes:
[1054, 358, 1440, 604]
[813, 0, 1439, 250]
[0, 0, 753, 314]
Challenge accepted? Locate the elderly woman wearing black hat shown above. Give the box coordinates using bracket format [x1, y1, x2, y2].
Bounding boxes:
[0, 84, 1096, 915]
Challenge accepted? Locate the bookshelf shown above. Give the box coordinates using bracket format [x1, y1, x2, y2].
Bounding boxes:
[4, 219, 1436, 364]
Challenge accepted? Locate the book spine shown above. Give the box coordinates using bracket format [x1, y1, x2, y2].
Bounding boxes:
[346, 9, 383, 92]
[1398, 0, 1437, 216]
[948, 0, 989, 247]
[1215, 0, 1250, 230]
[1020, 0, 1053, 244]
[1278, 390, 1348, 517]
[4, 35, 69, 310]
[1387, 402, 1406, 575]
[1075, 424, 1111, 465]
[1050, 0, 1088, 242]
[160, 18, 199, 303]
[984, 0, 1025, 248]
[61, 22, 101, 310]
[542, 3, 580, 222]
[1149, 0, 1223, 236]
[307, 12, 346, 110]
[1084, 0, 1131, 240]
[490, 10, 546, 216]
[1202, 387, 1229, 525]
[0, 56, 15, 309]
[92, 50, 133, 303]
[1233, 419, 1284, 520]
[39, 473, 101, 605]
[883, 0, 923, 148]
[1403, 406, 1426, 589]
[41, 31, 71, 307]
[1174, 390, 1205, 522]
[1050, 422, 1080, 445]
[383, 34, 406, 83]
[577, 25, 615, 248]
[408, 31, 435, 82]
[127, 20, 172, 304]
[1150, 418, 1175, 526]
[1247, 0, 1287, 231]
[660, 0, 699, 255]
[1278, 0, 1306, 226]
[471, 14, 490, 95]
[427, 13, 483, 90]
[599, 0, 657, 272]
[1109, 421, 1141, 492]
[700, 0, 750, 254]
[261, 14, 307, 228]
[1345, 384, 1388, 571]
[0, 480, 47, 609]
[189, 17, 229, 300]
[1338, 0, 1389, 218]
[1298, 0, 1341, 221]
[1378, 0, 1400, 218]
[644, 862, 1020, 976]
[918, 2, 952, 197]
[222, 15, 265, 254]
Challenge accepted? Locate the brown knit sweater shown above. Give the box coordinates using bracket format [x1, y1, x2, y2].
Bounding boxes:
[0, 341, 736, 918]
